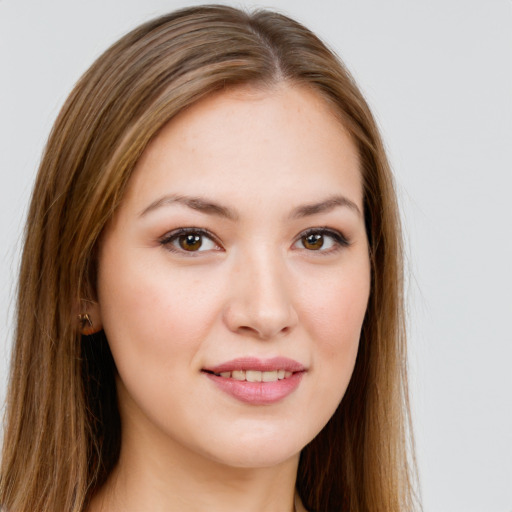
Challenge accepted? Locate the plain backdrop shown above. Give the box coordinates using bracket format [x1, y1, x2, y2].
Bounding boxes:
[1, 1, 511, 510]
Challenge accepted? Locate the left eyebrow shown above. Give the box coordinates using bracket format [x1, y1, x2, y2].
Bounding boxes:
[289, 195, 362, 219]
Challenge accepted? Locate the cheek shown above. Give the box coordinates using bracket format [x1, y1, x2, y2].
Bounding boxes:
[301, 265, 370, 352]
[97, 246, 222, 369]
[296, 256, 370, 395]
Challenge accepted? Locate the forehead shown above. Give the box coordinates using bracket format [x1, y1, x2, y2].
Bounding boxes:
[123, 83, 363, 214]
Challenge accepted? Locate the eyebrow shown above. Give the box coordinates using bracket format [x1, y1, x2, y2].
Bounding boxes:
[139, 194, 239, 220]
[289, 195, 362, 219]
[139, 193, 361, 220]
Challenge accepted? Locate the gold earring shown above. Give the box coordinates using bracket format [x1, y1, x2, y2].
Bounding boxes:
[78, 313, 94, 334]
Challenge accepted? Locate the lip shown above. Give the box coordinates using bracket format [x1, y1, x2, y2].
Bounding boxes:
[202, 357, 306, 405]
[204, 356, 305, 374]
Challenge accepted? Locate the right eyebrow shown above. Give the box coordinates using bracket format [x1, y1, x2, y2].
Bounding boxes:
[139, 194, 239, 221]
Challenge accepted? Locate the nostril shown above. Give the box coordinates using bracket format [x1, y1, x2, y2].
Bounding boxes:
[235, 323, 292, 340]
[222, 295, 298, 339]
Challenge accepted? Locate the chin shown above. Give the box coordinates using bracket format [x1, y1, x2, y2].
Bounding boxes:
[207, 445, 300, 469]
[196, 425, 309, 469]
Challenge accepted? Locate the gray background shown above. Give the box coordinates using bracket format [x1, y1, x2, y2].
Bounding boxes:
[1, 1, 511, 510]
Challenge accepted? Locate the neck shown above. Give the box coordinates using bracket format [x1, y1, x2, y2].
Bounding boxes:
[91, 451, 299, 512]
[89, 408, 299, 512]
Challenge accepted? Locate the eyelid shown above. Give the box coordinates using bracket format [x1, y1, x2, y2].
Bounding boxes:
[293, 227, 350, 252]
[159, 227, 223, 254]
[158, 226, 349, 255]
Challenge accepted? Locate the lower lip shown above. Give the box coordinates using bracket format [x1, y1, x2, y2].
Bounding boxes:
[205, 372, 304, 405]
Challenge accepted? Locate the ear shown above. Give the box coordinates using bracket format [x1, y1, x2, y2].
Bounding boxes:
[78, 300, 103, 335]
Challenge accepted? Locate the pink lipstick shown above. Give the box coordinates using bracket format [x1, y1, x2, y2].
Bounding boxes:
[202, 357, 305, 405]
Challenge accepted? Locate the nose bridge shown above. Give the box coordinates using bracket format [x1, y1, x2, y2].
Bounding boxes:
[224, 242, 297, 339]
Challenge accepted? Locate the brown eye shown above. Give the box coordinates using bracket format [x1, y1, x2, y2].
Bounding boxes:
[302, 233, 324, 250]
[293, 229, 348, 253]
[178, 234, 203, 251]
[160, 229, 219, 254]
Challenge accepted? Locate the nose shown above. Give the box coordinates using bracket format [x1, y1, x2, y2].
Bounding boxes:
[223, 249, 298, 340]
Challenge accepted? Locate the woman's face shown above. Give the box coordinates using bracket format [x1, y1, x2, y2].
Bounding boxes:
[96, 84, 370, 468]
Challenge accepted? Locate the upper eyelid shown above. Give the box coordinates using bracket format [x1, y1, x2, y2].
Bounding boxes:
[160, 227, 217, 240]
[158, 226, 349, 249]
[159, 227, 223, 248]
[295, 227, 350, 243]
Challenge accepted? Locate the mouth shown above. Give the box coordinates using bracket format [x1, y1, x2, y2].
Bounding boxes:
[202, 369, 294, 382]
[202, 357, 306, 405]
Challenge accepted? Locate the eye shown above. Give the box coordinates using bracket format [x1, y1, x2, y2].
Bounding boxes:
[160, 228, 220, 254]
[293, 228, 349, 252]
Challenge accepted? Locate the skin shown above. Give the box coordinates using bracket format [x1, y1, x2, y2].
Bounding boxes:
[88, 84, 370, 512]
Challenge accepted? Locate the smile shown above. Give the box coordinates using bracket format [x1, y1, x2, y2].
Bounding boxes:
[202, 357, 306, 405]
[208, 369, 293, 382]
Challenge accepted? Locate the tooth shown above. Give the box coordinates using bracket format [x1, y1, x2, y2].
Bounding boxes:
[262, 371, 278, 382]
[220, 372, 231, 378]
[246, 370, 262, 382]
[284, 371, 292, 378]
[232, 370, 245, 381]
[278, 370, 285, 380]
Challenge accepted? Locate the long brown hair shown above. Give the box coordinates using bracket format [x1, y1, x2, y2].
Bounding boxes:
[1, 5, 418, 511]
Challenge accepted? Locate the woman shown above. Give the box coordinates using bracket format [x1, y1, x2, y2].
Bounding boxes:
[0, 5, 418, 512]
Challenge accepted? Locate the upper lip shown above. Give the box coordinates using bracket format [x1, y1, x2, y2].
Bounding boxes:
[204, 357, 306, 374]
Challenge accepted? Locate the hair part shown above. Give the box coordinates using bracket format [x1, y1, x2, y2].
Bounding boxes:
[1, 5, 419, 511]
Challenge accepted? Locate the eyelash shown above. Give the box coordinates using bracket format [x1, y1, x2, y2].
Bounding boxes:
[159, 228, 222, 255]
[159, 227, 350, 255]
[294, 227, 350, 254]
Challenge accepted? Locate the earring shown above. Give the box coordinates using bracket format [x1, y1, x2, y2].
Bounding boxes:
[78, 313, 94, 334]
